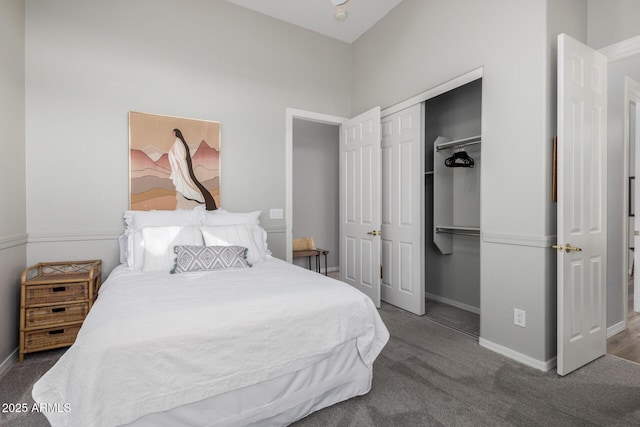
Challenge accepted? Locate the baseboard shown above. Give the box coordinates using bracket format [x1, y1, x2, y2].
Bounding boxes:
[0, 347, 18, 378]
[607, 321, 626, 338]
[426, 293, 479, 315]
[479, 338, 556, 372]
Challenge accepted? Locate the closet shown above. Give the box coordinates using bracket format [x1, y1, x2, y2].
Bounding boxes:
[424, 78, 482, 336]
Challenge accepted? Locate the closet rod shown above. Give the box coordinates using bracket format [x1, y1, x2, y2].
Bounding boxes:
[435, 135, 482, 151]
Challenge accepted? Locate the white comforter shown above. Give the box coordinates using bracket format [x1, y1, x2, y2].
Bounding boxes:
[32, 258, 389, 427]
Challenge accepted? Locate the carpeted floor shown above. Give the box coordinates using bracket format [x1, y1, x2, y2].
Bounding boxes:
[424, 298, 480, 338]
[2, 303, 640, 426]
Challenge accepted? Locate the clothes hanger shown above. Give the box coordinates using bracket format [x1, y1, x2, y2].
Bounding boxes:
[444, 147, 475, 168]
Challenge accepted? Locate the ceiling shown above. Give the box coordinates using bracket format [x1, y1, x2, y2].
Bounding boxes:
[224, 0, 404, 44]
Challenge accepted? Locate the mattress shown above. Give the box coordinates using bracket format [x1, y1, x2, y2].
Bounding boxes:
[32, 258, 389, 427]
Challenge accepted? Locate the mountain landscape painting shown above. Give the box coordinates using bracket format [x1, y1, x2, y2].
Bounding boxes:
[129, 111, 220, 211]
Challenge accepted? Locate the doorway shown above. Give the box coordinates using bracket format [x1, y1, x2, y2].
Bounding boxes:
[608, 74, 640, 364]
[291, 118, 340, 275]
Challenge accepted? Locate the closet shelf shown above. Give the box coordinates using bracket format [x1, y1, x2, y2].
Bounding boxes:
[435, 226, 481, 237]
[435, 135, 481, 152]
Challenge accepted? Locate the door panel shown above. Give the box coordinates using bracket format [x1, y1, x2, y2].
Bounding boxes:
[379, 103, 425, 315]
[340, 107, 382, 307]
[557, 33, 607, 376]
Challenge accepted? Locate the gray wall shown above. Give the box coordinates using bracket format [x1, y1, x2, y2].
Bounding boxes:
[292, 119, 340, 270]
[588, 0, 640, 49]
[24, 0, 351, 275]
[353, 0, 558, 364]
[0, 0, 27, 365]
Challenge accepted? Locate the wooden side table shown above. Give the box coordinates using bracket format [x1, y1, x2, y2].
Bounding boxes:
[19, 260, 102, 362]
[293, 249, 329, 276]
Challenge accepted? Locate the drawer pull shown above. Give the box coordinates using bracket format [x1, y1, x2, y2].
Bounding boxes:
[51, 307, 66, 313]
[48, 329, 64, 335]
[52, 286, 67, 292]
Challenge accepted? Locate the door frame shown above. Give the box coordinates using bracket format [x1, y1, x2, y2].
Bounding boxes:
[285, 108, 346, 263]
[599, 35, 640, 335]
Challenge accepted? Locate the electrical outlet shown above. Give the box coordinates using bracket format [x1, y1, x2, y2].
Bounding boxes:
[514, 309, 526, 327]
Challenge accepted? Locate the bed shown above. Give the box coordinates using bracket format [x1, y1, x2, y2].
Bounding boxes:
[31, 208, 389, 427]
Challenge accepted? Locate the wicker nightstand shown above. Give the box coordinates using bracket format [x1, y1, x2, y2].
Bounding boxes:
[19, 260, 102, 362]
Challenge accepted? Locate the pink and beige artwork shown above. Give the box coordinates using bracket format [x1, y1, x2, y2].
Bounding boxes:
[129, 111, 220, 211]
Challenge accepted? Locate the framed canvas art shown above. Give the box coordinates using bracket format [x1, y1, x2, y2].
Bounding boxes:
[129, 112, 220, 211]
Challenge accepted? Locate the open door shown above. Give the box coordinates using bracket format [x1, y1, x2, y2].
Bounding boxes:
[556, 34, 608, 376]
[340, 107, 382, 307]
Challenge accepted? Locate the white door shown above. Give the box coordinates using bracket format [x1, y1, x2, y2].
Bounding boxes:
[630, 77, 640, 313]
[380, 104, 425, 315]
[340, 107, 382, 307]
[556, 33, 608, 376]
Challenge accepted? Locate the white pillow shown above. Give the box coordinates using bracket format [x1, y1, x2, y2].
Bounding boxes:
[141, 226, 204, 272]
[123, 209, 203, 270]
[201, 224, 263, 264]
[199, 208, 270, 259]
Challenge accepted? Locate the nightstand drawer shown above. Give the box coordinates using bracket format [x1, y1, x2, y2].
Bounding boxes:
[24, 324, 82, 351]
[25, 282, 88, 305]
[25, 303, 89, 328]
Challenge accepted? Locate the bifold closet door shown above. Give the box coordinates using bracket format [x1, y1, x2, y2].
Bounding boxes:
[380, 104, 425, 315]
[340, 107, 382, 307]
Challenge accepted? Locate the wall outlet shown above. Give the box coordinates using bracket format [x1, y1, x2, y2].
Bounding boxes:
[514, 309, 526, 327]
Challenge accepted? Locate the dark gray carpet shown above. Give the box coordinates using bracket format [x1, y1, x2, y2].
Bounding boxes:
[295, 303, 640, 426]
[2, 303, 640, 426]
[424, 298, 480, 338]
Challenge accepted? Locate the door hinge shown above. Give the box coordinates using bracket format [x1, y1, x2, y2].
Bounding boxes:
[380, 265, 383, 280]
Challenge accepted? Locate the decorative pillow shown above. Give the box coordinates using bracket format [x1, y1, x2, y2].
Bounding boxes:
[292, 237, 316, 251]
[200, 224, 263, 264]
[141, 226, 204, 272]
[171, 245, 251, 274]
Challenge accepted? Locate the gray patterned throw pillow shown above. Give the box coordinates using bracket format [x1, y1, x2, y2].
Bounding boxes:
[171, 245, 252, 274]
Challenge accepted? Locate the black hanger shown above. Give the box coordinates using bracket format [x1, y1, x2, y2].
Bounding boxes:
[444, 148, 474, 168]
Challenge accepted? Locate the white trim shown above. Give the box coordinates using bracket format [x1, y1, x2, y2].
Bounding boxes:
[381, 67, 483, 118]
[0, 348, 17, 378]
[0, 234, 28, 250]
[482, 232, 556, 248]
[607, 320, 626, 338]
[479, 338, 556, 372]
[262, 226, 286, 234]
[600, 35, 640, 63]
[426, 293, 479, 315]
[28, 230, 122, 243]
[285, 108, 346, 264]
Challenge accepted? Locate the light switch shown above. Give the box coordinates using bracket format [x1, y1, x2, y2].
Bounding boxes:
[270, 208, 284, 219]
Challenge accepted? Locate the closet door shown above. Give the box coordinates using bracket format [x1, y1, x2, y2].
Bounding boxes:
[380, 104, 425, 315]
[340, 107, 382, 307]
[556, 33, 607, 376]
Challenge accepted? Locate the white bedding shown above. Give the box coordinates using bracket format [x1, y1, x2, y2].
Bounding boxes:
[32, 258, 389, 427]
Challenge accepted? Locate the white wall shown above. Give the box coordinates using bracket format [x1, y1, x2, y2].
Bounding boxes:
[0, 0, 26, 365]
[588, 0, 640, 49]
[292, 119, 340, 270]
[24, 0, 351, 275]
[352, 0, 586, 365]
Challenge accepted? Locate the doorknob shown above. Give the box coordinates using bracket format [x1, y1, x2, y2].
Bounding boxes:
[551, 243, 582, 253]
[367, 230, 381, 236]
